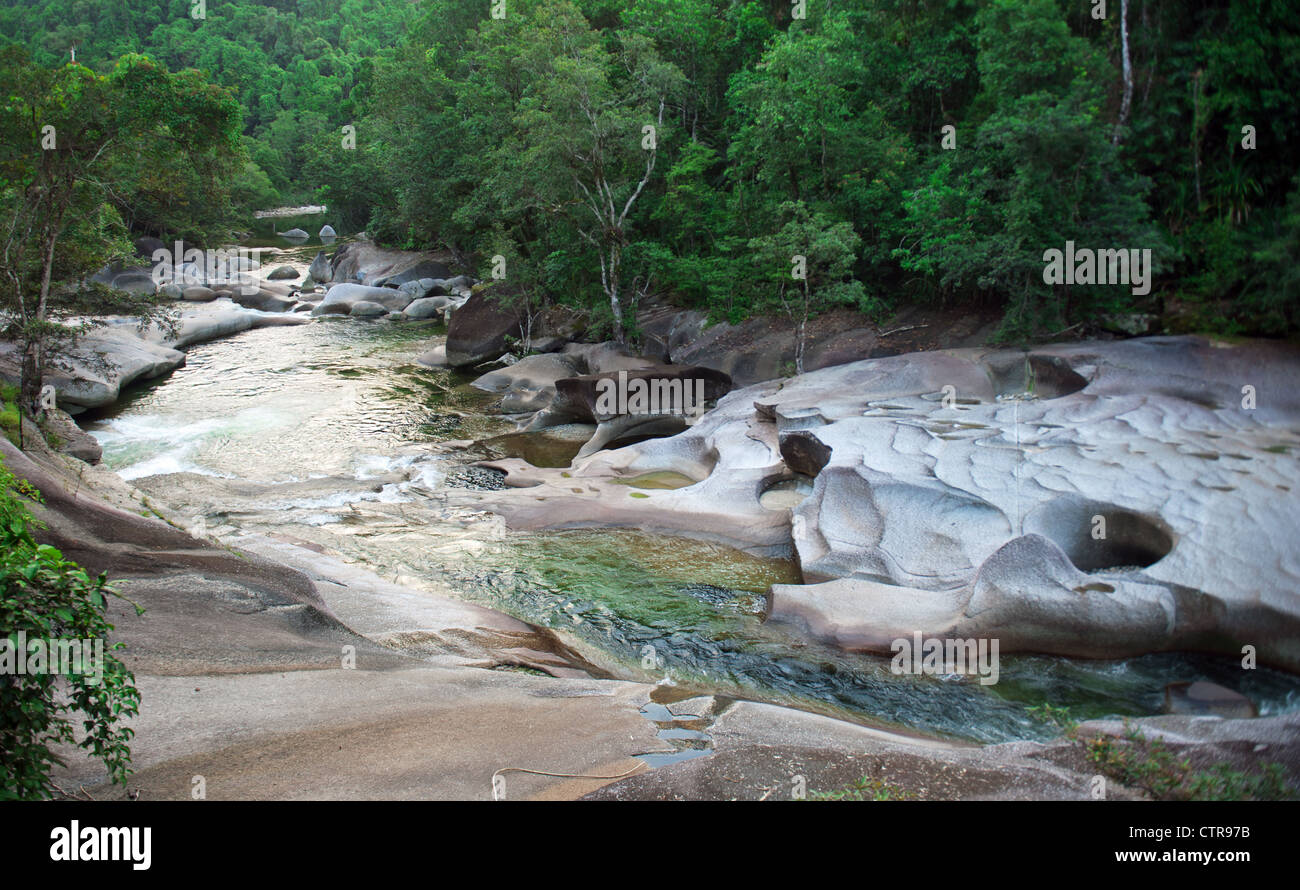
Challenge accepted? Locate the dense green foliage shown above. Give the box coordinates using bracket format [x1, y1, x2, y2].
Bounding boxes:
[0, 455, 142, 799]
[0, 0, 417, 216]
[1, 46, 239, 417]
[3, 0, 1297, 339]
[319, 0, 1299, 340]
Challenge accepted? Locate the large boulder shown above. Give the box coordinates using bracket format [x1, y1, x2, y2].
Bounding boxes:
[445, 291, 522, 367]
[109, 270, 157, 296]
[36, 409, 102, 464]
[382, 261, 453, 288]
[349, 301, 388, 318]
[308, 250, 331, 283]
[551, 364, 732, 424]
[472, 353, 585, 415]
[328, 241, 451, 286]
[402, 296, 452, 319]
[312, 283, 413, 316]
[319, 225, 337, 240]
[278, 228, 309, 240]
[232, 288, 296, 313]
[181, 286, 217, 302]
[133, 236, 166, 260]
[267, 265, 300, 280]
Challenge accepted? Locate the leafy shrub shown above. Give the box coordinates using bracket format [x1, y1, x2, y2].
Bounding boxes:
[0, 455, 142, 799]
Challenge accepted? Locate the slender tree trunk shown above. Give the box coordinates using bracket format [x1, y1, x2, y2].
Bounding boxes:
[1192, 70, 1204, 209]
[1113, 0, 1133, 145]
[608, 242, 625, 344]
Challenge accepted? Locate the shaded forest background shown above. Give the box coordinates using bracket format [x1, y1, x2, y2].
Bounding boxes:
[2, 0, 1297, 341]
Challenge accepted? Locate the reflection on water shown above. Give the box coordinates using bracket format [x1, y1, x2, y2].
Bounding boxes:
[83, 319, 1300, 743]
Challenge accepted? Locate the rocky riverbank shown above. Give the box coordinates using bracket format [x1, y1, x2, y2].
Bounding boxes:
[15, 427, 1294, 800]
[466, 336, 1300, 676]
[5, 237, 1297, 799]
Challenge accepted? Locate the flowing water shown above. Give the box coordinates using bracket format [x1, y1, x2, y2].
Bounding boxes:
[83, 318, 1300, 744]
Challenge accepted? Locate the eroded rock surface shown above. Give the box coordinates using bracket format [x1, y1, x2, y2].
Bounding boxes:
[477, 336, 1300, 670]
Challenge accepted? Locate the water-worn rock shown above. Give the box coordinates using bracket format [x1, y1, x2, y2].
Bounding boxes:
[416, 344, 448, 367]
[477, 336, 1300, 672]
[0, 306, 309, 410]
[308, 250, 331, 283]
[278, 228, 309, 240]
[312, 283, 412, 316]
[473, 353, 584, 414]
[403, 295, 451, 319]
[319, 224, 337, 239]
[383, 261, 454, 288]
[267, 265, 300, 280]
[133, 236, 166, 259]
[32, 410, 103, 463]
[182, 286, 217, 302]
[109, 270, 157, 295]
[587, 700, 1300, 801]
[350, 300, 388, 318]
[232, 288, 296, 313]
[445, 291, 522, 367]
[2, 439, 670, 802]
[328, 240, 451, 286]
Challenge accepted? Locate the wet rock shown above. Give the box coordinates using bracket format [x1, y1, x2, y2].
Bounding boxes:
[308, 250, 331, 283]
[1164, 681, 1258, 719]
[0, 306, 309, 410]
[473, 353, 583, 415]
[416, 345, 448, 367]
[278, 228, 309, 240]
[350, 301, 388, 318]
[312, 283, 412, 316]
[182, 286, 217, 302]
[479, 336, 1300, 670]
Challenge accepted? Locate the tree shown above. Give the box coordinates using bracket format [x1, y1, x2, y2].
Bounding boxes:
[893, 0, 1167, 337]
[510, 2, 683, 343]
[0, 48, 241, 428]
[749, 201, 868, 375]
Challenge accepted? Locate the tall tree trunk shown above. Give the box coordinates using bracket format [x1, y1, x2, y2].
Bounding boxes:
[1113, 0, 1133, 145]
[608, 242, 625, 345]
[1192, 69, 1204, 209]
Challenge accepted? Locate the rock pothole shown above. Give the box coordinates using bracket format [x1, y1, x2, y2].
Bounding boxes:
[1025, 499, 1174, 571]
